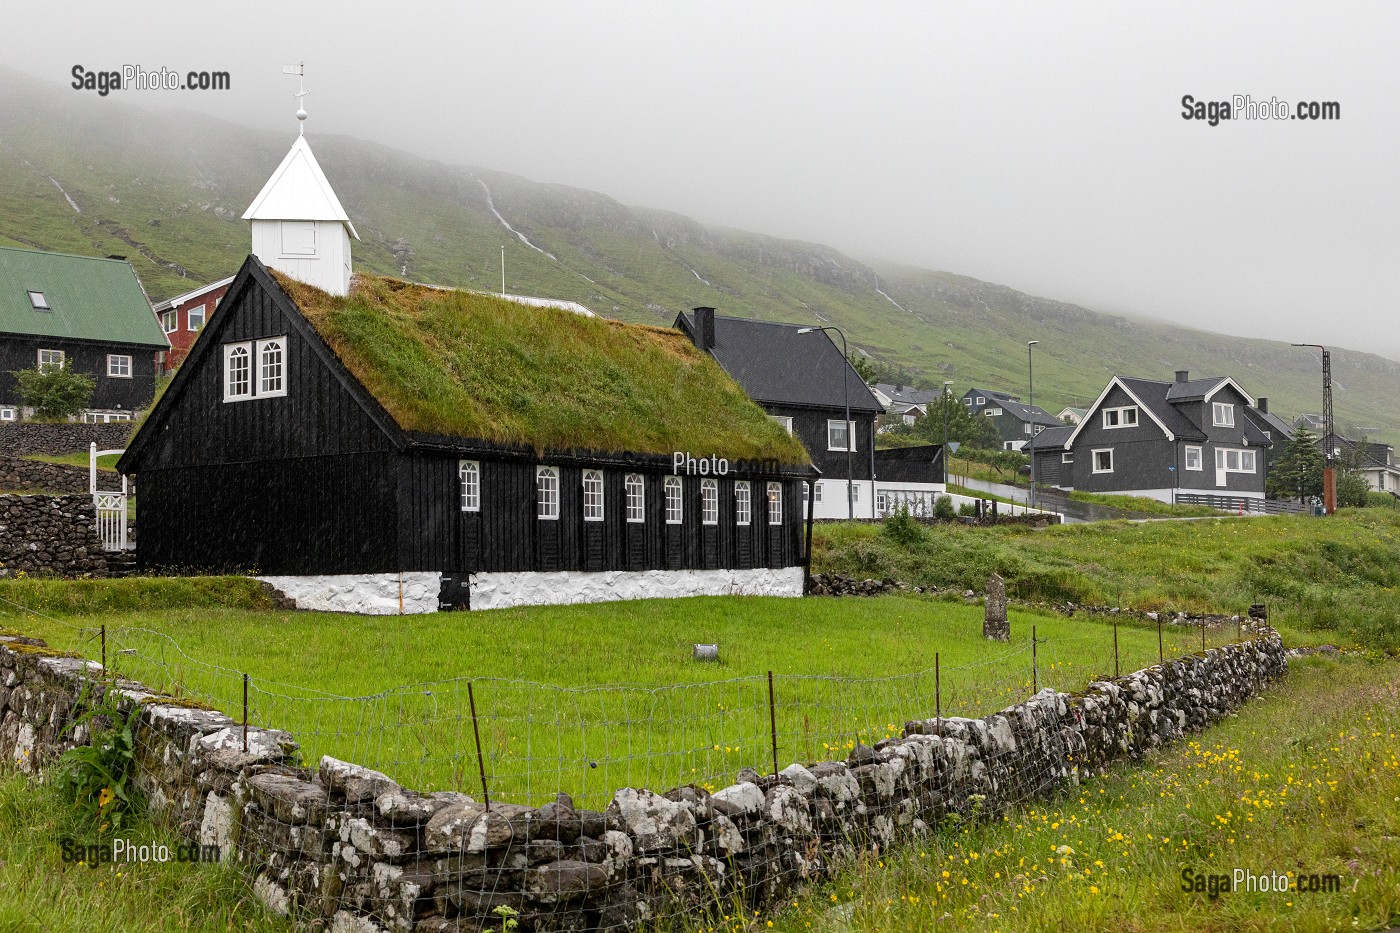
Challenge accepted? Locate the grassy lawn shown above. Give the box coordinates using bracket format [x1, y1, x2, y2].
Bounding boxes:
[0, 767, 285, 932]
[0, 579, 1228, 809]
[762, 654, 1400, 933]
[1066, 490, 1222, 517]
[22, 451, 123, 471]
[814, 509, 1400, 653]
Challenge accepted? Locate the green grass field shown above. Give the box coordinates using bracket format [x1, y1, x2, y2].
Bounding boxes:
[762, 654, 1400, 933]
[0, 766, 285, 932]
[0, 579, 1229, 809]
[22, 452, 122, 471]
[815, 509, 1400, 653]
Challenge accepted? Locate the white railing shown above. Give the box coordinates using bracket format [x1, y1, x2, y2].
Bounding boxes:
[91, 442, 129, 551]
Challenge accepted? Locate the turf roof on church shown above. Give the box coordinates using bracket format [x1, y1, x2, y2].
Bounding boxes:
[275, 271, 811, 465]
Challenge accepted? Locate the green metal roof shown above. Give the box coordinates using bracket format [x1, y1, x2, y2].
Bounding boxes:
[0, 247, 168, 348]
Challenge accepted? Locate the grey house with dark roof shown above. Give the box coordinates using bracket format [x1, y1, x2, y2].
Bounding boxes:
[676, 308, 912, 519]
[961, 387, 1062, 450]
[1031, 370, 1274, 503]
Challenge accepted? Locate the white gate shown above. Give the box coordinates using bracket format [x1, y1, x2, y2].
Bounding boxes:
[91, 442, 129, 551]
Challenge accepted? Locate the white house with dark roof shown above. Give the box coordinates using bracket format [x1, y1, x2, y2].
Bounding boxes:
[1031, 370, 1275, 503]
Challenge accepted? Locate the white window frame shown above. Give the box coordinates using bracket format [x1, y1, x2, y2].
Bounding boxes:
[1024, 422, 1032, 434]
[106, 354, 132, 378]
[735, 480, 751, 526]
[27, 290, 50, 310]
[985, 408, 1002, 417]
[827, 419, 856, 452]
[223, 342, 252, 401]
[258, 337, 287, 398]
[813, 482, 822, 503]
[280, 220, 318, 257]
[1214, 447, 1255, 474]
[0, 407, 17, 422]
[187, 304, 207, 331]
[1102, 406, 1138, 429]
[975, 396, 985, 405]
[1092, 448, 1114, 474]
[582, 469, 605, 522]
[37, 348, 64, 373]
[624, 474, 645, 523]
[1212, 402, 1235, 427]
[767, 481, 783, 525]
[1061, 452, 1074, 464]
[664, 476, 683, 524]
[851, 483, 860, 503]
[536, 466, 560, 520]
[701, 478, 718, 525]
[1184, 446, 1203, 471]
[963, 397, 973, 406]
[161, 309, 178, 334]
[769, 415, 794, 435]
[459, 461, 480, 512]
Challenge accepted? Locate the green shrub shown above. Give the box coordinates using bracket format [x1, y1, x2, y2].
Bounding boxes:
[880, 506, 924, 547]
[52, 685, 139, 834]
[958, 501, 977, 517]
[1365, 490, 1398, 509]
[1336, 471, 1371, 508]
[933, 495, 956, 520]
[12, 366, 95, 421]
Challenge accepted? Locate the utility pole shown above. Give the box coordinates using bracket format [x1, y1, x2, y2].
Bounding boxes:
[798, 326, 854, 521]
[1293, 343, 1335, 514]
[1027, 340, 1039, 511]
[942, 380, 954, 487]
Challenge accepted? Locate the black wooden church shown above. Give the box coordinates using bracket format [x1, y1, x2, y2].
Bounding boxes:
[119, 257, 815, 610]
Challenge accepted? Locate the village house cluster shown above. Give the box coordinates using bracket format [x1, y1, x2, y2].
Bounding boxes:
[2, 117, 1395, 614]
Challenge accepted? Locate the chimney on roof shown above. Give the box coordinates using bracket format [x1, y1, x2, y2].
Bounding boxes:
[693, 307, 716, 350]
[1257, 397, 1269, 414]
[1175, 370, 1190, 383]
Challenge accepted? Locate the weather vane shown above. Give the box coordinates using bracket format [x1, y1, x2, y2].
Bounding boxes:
[283, 62, 307, 135]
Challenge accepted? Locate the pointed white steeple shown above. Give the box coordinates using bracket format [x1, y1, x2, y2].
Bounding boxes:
[244, 66, 358, 296]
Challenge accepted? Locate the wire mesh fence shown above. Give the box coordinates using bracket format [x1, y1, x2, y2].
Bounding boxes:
[0, 591, 1259, 811]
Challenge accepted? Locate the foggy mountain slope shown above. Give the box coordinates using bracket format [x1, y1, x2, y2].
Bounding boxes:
[1, 66, 1396, 440]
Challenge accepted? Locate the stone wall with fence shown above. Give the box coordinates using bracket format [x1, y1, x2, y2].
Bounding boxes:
[0, 422, 131, 457]
[0, 617, 1286, 932]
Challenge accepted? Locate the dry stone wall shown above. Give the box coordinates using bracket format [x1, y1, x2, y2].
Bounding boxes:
[0, 455, 94, 494]
[0, 495, 113, 576]
[0, 624, 1286, 932]
[0, 422, 131, 457]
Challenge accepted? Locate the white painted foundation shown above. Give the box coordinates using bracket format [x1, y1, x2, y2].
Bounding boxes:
[468, 567, 805, 611]
[258, 572, 442, 615]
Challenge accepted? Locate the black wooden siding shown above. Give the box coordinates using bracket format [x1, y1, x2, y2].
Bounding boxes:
[0, 336, 160, 412]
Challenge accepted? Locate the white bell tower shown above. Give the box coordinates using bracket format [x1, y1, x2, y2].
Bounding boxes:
[242, 63, 359, 296]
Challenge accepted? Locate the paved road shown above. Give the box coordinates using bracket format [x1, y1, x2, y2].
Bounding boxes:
[955, 477, 1165, 524]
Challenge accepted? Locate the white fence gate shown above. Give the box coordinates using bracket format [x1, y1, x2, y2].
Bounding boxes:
[91, 442, 130, 551]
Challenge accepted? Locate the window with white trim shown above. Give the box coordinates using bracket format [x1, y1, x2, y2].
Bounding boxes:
[1024, 422, 1032, 434]
[161, 309, 177, 334]
[827, 419, 856, 452]
[536, 466, 560, 519]
[975, 396, 985, 405]
[1092, 448, 1113, 473]
[813, 482, 822, 503]
[259, 338, 286, 397]
[701, 478, 718, 525]
[767, 481, 783, 525]
[1212, 402, 1235, 427]
[37, 349, 64, 373]
[985, 408, 1002, 417]
[850, 483, 860, 502]
[1184, 446, 1202, 471]
[583, 470, 605, 521]
[280, 220, 317, 256]
[769, 415, 793, 435]
[735, 480, 751, 525]
[1061, 452, 1074, 464]
[106, 354, 131, 378]
[0, 407, 16, 422]
[963, 397, 973, 406]
[1215, 447, 1256, 473]
[187, 304, 207, 331]
[876, 492, 888, 513]
[664, 476, 683, 524]
[459, 461, 480, 511]
[27, 290, 50, 310]
[1102, 406, 1138, 429]
[223, 343, 251, 400]
[625, 474, 645, 523]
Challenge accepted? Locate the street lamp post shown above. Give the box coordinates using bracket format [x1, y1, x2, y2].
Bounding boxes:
[941, 380, 954, 487]
[798, 326, 853, 522]
[1292, 343, 1335, 514]
[1027, 340, 1039, 511]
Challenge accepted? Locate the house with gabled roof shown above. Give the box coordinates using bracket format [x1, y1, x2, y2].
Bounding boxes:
[871, 383, 939, 427]
[118, 131, 814, 614]
[151, 275, 235, 374]
[961, 387, 1062, 451]
[0, 247, 168, 423]
[1030, 370, 1275, 503]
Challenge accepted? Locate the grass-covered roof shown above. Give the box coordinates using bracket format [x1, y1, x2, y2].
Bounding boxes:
[275, 272, 811, 465]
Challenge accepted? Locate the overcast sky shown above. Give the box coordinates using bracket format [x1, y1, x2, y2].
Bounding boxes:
[10, 1, 1400, 358]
